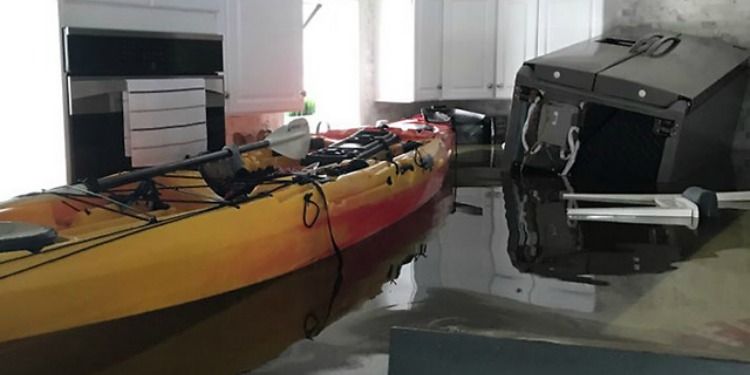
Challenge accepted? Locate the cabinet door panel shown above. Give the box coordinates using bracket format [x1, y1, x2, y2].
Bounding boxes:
[496, 0, 538, 98]
[225, 0, 303, 114]
[442, 0, 497, 100]
[69, 0, 150, 5]
[375, 0, 416, 102]
[538, 0, 602, 55]
[152, 0, 222, 12]
[60, 0, 220, 33]
[415, 0, 443, 101]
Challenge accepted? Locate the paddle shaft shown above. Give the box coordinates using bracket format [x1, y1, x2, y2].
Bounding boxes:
[90, 140, 270, 192]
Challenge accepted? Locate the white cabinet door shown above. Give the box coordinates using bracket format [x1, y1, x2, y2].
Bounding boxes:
[375, 0, 441, 103]
[60, 0, 222, 34]
[495, 0, 538, 98]
[375, 0, 416, 102]
[537, 0, 603, 55]
[71, 0, 222, 10]
[69, 0, 150, 5]
[441, 0, 497, 100]
[224, 0, 303, 114]
[414, 0, 443, 101]
[152, 0, 222, 12]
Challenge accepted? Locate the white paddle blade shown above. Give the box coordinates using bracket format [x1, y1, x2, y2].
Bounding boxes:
[266, 118, 311, 160]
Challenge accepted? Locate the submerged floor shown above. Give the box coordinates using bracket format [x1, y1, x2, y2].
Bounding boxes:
[2, 146, 750, 374]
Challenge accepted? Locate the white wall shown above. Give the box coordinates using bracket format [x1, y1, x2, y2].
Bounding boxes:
[0, 3, 67, 201]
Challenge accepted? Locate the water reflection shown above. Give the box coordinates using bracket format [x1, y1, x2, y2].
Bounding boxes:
[502, 175, 743, 284]
[416, 182, 600, 314]
[405, 169, 750, 363]
[0, 185, 454, 375]
[261, 150, 750, 370]
[3, 147, 750, 374]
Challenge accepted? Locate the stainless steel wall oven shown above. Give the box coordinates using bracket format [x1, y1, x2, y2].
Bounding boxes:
[62, 27, 225, 183]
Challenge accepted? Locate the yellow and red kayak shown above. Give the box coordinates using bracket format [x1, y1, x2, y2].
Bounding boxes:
[0, 116, 453, 343]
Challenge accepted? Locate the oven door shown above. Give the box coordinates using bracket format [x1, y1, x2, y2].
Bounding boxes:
[66, 76, 225, 183]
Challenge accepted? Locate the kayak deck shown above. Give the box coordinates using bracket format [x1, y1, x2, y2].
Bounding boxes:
[0, 120, 453, 342]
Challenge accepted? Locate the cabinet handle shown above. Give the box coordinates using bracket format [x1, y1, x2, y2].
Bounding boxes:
[487, 83, 494, 89]
[300, 90, 307, 97]
[437, 84, 442, 90]
[496, 83, 504, 88]
[224, 91, 230, 99]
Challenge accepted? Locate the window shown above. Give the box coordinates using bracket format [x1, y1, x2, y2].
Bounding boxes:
[294, 0, 360, 130]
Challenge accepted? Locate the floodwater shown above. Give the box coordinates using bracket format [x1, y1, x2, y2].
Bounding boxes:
[2, 146, 750, 374]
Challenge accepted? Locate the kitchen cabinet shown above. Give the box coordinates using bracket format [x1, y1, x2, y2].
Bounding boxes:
[59, 0, 223, 34]
[537, 0, 603, 54]
[376, 0, 496, 102]
[77, 0, 150, 5]
[415, 0, 445, 101]
[376, 0, 603, 102]
[61, 0, 223, 10]
[375, 0, 443, 103]
[152, 0, 222, 11]
[495, 0, 538, 98]
[61, 0, 305, 114]
[223, 0, 303, 114]
[441, 0, 497, 100]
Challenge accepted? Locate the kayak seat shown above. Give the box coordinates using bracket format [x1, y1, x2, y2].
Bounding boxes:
[0, 221, 58, 254]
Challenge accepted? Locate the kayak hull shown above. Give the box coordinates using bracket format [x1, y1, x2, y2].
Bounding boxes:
[0, 120, 452, 343]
